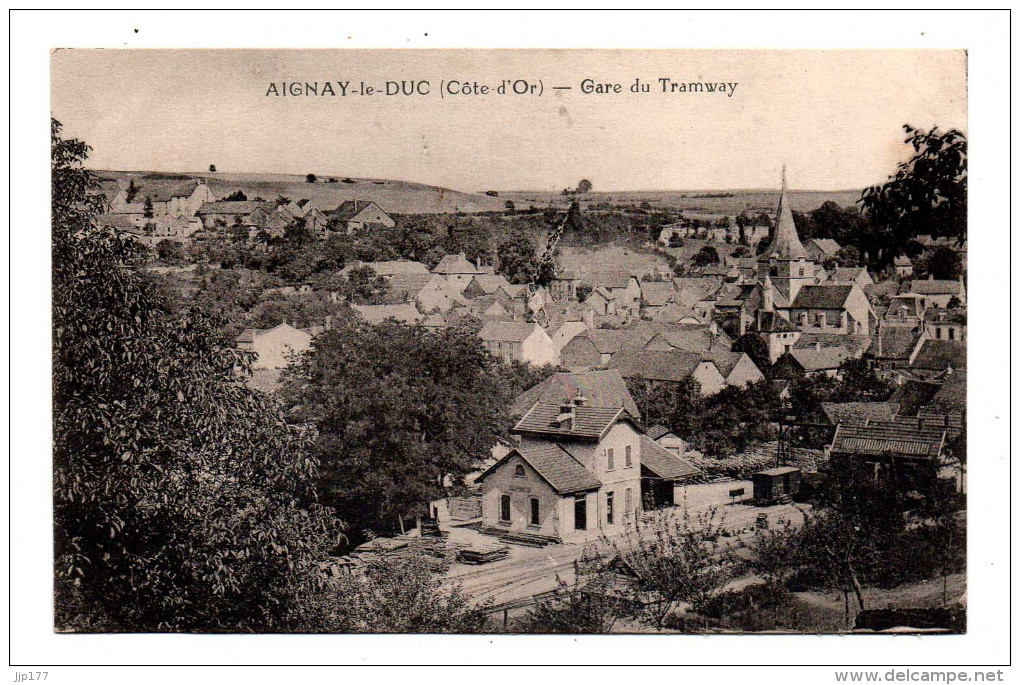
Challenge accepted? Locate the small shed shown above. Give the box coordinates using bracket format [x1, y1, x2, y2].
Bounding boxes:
[752, 466, 801, 505]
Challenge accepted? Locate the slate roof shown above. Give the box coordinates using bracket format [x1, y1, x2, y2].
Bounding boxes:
[906, 280, 964, 296]
[788, 346, 851, 371]
[701, 350, 749, 377]
[889, 380, 944, 416]
[830, 422, 946, 459]
[514, 402, 631, 440]
[911, 340, 967, 371]
[147, 181, 203, 202]
[582, 328, 657, 355]
[582, 271, 638, 291]
[832, 267, 870, 283]
[509, 369, 640, 418]
[795, 332, 873, 357]
[380, 273, 439, 303]
[754, 311, 799, 333]
[641, 281, 677, 307]
[610, 349, 709, 383]
[476, 443, 601, 494]
[931, 370, 966, 413]
[640, 435, 701, 481]
[197, 201, 273, 216]
[479, 321, 539, 343]
[644, 324, 733, 353]
[762, 178, 808, 259]
[466, 273, 514, 296]
[821, 402, 901, 426]
[433, 253, 480, 275]
[790, 285, 853, 309]
[645, 424, 672, 441]
[332, 200, 387, 222]
[809, 238, 841, 256]
[868, 327, 920, 361]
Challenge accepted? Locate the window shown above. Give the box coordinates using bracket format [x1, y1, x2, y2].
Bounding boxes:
[574, 494, 587, 531]
[816, 312, 825, 327]
[625, 445, 633, 467]
[606, 492, 615, 525]
[530, 498, 540, 526]
[500, 494, 511, 522]
[948, 327, 955, 341]
[607, 448, 615, 470]
[625, 488, 633, 517]
[514, 464, 526, 478]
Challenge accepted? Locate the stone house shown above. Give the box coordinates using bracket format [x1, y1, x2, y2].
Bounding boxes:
[478, 321, 558, 366]
[476, 399, 645, 542]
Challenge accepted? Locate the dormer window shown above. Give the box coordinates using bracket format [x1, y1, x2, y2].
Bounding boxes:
[514, 464, 526, 478]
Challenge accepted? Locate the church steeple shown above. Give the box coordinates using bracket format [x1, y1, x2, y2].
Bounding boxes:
[763, 165, 807, 260]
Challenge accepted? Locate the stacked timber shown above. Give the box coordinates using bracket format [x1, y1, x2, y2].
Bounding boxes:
[456, 541, 511, 565]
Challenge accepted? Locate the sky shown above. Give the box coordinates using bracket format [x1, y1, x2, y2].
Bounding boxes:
[50, 49, 967, 193]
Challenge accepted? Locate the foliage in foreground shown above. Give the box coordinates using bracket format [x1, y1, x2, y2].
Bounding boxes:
[295, 551, 489, 633]
[53, 119, 344, 632]
[605, 509, 732, 630]
[279, 316, 545, 544]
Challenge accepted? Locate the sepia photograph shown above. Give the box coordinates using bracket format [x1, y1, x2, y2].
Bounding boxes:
[7, 8, 1012, 680]
[48, 46, 970, 637]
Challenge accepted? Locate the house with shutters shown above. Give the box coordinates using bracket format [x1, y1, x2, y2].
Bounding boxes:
[475, 397, 646, 542]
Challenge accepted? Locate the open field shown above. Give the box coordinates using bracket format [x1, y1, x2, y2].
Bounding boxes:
[92, 170, 508, 214]
[94, 170, 862, 217]
[501, 188, 863, 215]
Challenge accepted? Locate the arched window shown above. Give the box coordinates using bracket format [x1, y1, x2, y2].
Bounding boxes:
[514, 464, 526, 478]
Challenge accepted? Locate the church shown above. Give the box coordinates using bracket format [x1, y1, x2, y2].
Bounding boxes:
[748, 170, 876, 359]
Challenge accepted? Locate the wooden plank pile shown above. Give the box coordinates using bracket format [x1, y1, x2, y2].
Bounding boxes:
[496, 529, 559, 548]
[456, 541, 510, 565]
[350, 535, 452, 573]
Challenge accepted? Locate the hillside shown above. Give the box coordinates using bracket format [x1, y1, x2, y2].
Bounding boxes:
[92, 170, 508, 214]
[501, 188, 863, 216]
